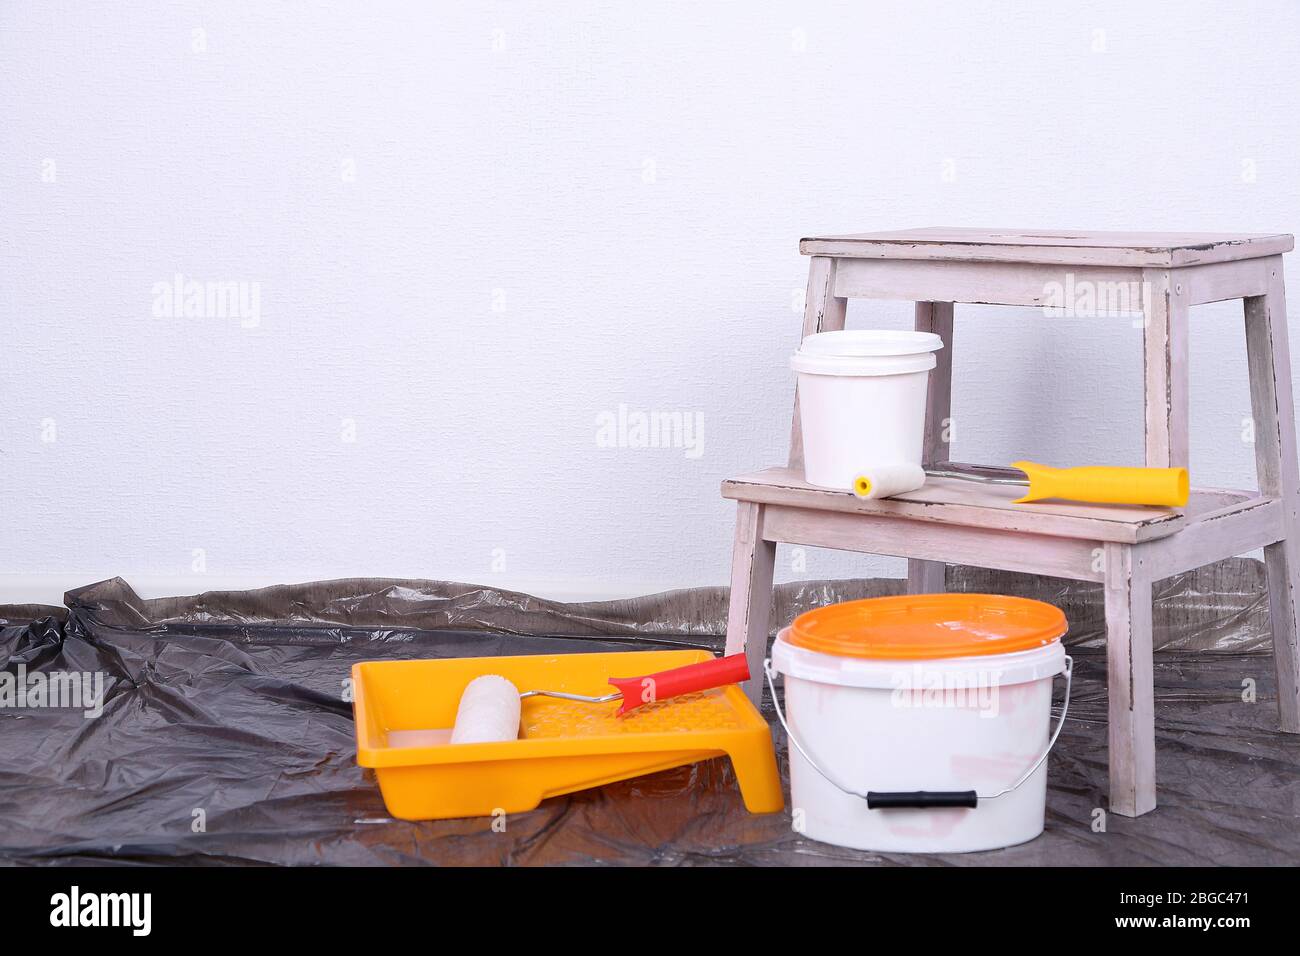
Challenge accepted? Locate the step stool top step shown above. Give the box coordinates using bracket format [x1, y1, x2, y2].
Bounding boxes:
[800, 227, 1293, 267]
[722, 465, 1269, 544]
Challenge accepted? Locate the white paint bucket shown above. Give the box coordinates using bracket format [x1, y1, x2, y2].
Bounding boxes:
[766, 594, 1071, 853]
[791, 330, 942, 489]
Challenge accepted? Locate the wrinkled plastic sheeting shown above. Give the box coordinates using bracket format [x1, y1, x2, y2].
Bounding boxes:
[19, 556, 1267, 649]
[0, 561, 1295, 866]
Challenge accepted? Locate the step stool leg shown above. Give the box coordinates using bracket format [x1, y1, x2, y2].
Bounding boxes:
[1141, 268, 1191, 468]
[1245, 260, 1300, 732]
[908, 301, 954, 593]
[725, 501, 776, 709]
[1104, 542, 1157, 817]
[906, 561, 945, 593]
[788, 256, 848, 471]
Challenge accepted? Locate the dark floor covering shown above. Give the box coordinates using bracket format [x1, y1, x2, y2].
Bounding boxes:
[1, 573, 1295, 866]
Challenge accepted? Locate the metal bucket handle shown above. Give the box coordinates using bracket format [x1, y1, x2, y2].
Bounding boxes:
[763, 654, 1073, 809]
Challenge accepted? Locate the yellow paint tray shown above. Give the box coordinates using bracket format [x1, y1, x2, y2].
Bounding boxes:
[352, 649, 783, 820]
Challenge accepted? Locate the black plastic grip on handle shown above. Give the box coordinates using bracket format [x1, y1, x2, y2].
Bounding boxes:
[866, 790, 978, 809]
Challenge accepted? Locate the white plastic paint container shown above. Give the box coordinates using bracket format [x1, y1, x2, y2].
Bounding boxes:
[790, 330, 942, 489]
[766, 594, 1071, 853]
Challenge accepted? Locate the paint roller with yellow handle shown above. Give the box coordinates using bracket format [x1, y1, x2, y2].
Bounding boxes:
[852, 460, 1190, 507]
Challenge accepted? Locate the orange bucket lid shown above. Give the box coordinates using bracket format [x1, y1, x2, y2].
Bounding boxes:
[787, 594, 1067, 660]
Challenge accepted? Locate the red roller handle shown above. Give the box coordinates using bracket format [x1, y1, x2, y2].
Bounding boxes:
[607, 653, 750, 715]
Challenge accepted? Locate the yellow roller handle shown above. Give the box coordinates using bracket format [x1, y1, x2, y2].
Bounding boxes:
[1011, 460, 1190, 507]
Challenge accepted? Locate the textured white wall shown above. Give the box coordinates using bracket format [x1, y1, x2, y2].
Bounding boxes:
[2, 1, 1298, 604]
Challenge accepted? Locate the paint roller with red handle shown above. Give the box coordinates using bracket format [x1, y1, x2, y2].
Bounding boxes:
[450, 654, 752, 744]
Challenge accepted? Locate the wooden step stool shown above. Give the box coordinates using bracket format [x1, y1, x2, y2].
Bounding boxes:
[723, 227, 1299, 817]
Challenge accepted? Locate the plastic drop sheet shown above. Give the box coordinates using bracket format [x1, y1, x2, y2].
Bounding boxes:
[0, 559, 1296, 866]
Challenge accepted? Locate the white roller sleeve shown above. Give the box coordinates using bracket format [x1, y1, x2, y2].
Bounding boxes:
[450, 675, 522, 744]
[852, 463, 926, 500]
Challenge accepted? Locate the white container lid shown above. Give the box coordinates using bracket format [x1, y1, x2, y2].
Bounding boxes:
[791, 330, 942, 376]
[798, 329, 943, 357]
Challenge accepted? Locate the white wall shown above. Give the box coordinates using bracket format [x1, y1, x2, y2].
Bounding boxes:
[2, 1, 1298, 604]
